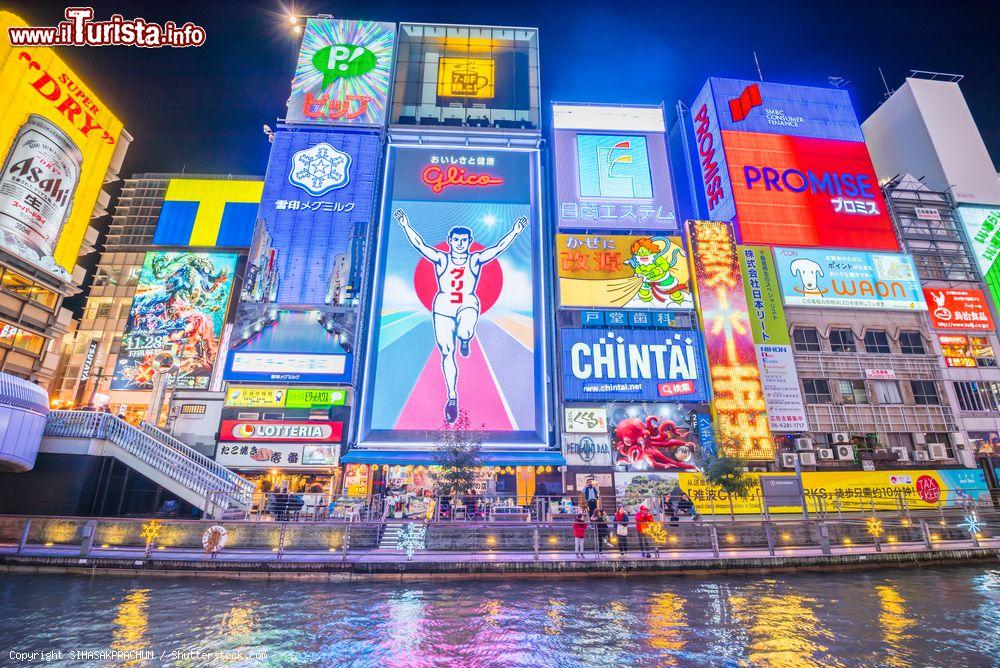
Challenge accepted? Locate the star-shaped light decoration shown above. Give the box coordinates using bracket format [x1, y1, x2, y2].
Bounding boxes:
[865, 517, 884, 538]
[395, 523, 427, 561]
[959, 512, 982, 536]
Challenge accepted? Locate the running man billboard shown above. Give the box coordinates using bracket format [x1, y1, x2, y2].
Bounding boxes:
[112, 252, 238, 391]
[358, 145, 549, 448]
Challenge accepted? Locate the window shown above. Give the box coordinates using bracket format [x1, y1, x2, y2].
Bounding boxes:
[0, 321, 44, 354]
[910, 380, 940, 405]
[802, 379, 832, 404]
[886, 433, 913, 449]
[969, 336, 997, 367]
[863, 330, 891, 354]
[830, 329, 856, 353]
[0, 268, 57, 308]
[953, 381, 1000, 412]
[899, 331, 925, 355]
[792, 328, 821, 352]
[838, 379, 868, 404]
[96, 303, 112, 319]
[873, 380, 903, 405]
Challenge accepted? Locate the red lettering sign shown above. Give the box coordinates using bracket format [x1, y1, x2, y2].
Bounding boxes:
[924, 288, 995, 331]
[421, 165, 503, 193]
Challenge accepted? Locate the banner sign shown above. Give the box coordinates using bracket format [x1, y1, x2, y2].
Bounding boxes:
[112, 252, 237, 391]
[286, 18, 395, 127]
[358, 145, 548, 448]
[560, 328, 708, 403]
[552, 104, 677, 231]
[604, 402, 709, 471]
[556, 233, 692, 309]
[575, 309, 689, 329]
[688, 221, 774, 460]
[152, 178, 263, 248]
[219, 419, 343, 443]
[738, 245, 808, 432]
[216, 442, 338, 468]
[773, 247, 925, 311]
[676, 469, 989, 514]
[224, 386, 349, 408]
[924, 287, 995, 331]
[562, 433, 614, 467]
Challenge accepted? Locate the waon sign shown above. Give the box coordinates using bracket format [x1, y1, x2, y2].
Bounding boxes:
[923, 288, 995, 331]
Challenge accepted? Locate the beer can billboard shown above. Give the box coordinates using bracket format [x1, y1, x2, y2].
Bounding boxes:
[0, 12, 126, 283]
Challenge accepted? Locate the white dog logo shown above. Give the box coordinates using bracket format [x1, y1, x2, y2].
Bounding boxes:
[789, 258, 827, 296]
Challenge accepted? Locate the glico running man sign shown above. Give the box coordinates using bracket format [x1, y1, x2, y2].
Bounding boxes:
[358, 145, 549, 448]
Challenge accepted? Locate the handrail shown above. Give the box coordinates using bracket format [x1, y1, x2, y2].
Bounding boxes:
[45, 411, 253, 509]
[138, 420, 254, 499]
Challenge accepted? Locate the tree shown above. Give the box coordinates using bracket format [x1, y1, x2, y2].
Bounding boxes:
[697, 428, 756, 520]
[431, 411, 486, 498]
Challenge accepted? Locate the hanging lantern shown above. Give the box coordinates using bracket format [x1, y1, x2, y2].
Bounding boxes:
[494, 466, 502, 474]
[536, 466, 545, 474]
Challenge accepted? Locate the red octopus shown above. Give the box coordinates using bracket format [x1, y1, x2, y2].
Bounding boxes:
[614, 416, 698, 470]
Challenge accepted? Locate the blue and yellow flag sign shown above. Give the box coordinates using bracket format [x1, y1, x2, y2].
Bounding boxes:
[153, 178, 263, 247]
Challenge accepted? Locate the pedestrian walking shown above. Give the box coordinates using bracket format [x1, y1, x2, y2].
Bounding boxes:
[614, 506, 629, 554]
[573, 513, 588, 558]
[635, 504, 655, 557]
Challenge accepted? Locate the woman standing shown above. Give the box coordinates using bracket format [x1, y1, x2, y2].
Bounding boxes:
[572, 513, 588, 558]
[614, 506, 629, 555]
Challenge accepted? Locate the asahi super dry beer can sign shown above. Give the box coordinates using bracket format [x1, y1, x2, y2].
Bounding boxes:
[0, 115, 82, 277]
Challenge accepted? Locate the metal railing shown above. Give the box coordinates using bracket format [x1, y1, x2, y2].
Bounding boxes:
[45, 411, 253, 511]
[221, 493, 385, 523]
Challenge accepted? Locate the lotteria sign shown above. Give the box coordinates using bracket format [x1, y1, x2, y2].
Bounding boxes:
[219, 420, 343, 442]
[560, 328, 708, 403]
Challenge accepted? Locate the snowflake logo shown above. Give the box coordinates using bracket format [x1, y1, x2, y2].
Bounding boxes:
[395, 523, 427, 561]
[288, 142, 351, 196]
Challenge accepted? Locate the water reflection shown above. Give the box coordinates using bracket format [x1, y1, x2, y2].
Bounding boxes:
[111, 587, 149, 666]
[0, 568, 997, 667]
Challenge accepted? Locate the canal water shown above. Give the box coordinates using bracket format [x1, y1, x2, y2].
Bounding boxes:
[1, 567, 998, 666]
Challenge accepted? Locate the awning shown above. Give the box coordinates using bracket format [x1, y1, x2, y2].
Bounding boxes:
[340, 450, 566, 466]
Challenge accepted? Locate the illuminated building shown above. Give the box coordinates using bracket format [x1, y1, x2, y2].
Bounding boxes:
[0, 12, 131, 390]
[52, 174, 262, 424]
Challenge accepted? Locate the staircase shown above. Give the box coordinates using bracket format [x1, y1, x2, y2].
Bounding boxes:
[379, 521, 407, 550]
[43, 411, 254, 518]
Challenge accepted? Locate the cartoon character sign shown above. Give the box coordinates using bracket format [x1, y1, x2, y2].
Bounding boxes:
[613, 415, 698, 471]
[359, 147, 547, 447]
[556, 233, 692, 309]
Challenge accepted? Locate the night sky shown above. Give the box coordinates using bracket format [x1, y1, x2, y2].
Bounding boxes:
[10, 0, 1000, 178]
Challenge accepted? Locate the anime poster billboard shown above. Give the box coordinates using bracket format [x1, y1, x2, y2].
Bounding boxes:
[556, 233, 692, 309]
[112, 252, 238, 390]
[358, 145, 548, 448]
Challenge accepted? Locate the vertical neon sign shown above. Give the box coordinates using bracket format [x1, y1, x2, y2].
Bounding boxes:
[688, 220, 775, 460]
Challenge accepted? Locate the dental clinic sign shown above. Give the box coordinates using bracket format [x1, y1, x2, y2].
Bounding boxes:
[560, 328, 708, 402]
[773, 247, 926, 311]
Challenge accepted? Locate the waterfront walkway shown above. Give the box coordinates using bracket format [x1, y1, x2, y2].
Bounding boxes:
[2, 535, 997, 580]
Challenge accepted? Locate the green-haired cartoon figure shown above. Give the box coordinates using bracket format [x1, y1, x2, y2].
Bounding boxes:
[625, 237, 689, 304]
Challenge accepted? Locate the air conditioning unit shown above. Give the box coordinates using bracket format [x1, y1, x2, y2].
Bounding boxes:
[912, 433, 927, 445]
[817, 448, 835, 460]
[835, 444, 855, 461]
[780, 452, 798, 468]
[890, 446, 910, 462]
[799, 452, 817, 466]
[794, 437, 814, 451]
[830, 432, 851, 444]
[927, 443, 949, 460]
[913, 450, 930, 462]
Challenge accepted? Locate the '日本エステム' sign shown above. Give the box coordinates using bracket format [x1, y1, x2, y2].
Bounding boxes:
[772, 247, 926, 311]
[556, 233, 692, 309]
[357, 145, 548, 448]
[286, 18, 395, 127]
[688, 221, 774, 460]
